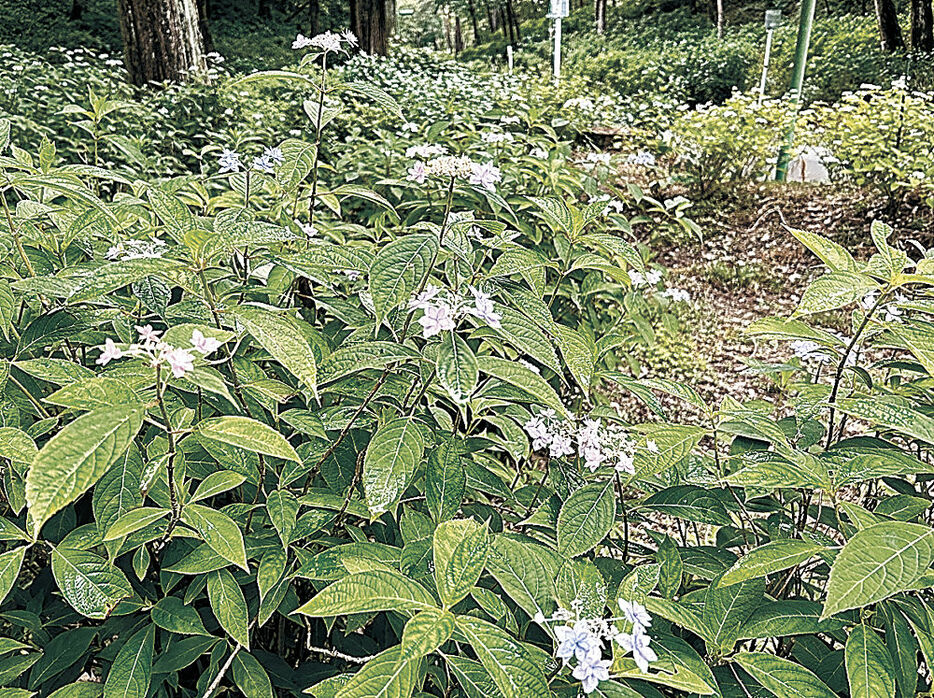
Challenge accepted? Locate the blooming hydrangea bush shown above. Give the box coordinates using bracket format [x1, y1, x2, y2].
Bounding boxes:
[2, 30, 934, 698]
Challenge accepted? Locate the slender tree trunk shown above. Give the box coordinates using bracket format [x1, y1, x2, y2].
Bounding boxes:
[716, 0, 724, 38]
[487, 4, 495, 32]
[69, 0, 83, 20]
[352, 0, 390, 54]
[309, 0, 320, 34]
[454, 15, 464, 53]
[911, 0, 934, 50]
[258, 0, 271, 17]
[875, 0, 906, 50]
[595, 0, 606, 33]
[117, 0, 207, 85]
[505, 0, 520, 40]
[467, 0, 480, 43]
[500, 6, 510, 41]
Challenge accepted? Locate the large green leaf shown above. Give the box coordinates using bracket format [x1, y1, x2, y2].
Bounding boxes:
[702, 573, 764, 652]
[0, 548, 25, 606]
[845, 624, 896, 698]
[557, 480, 615, 558]
[437, 332, 478, 404]
[368, 233, 438, 319]
[103, 624, 154, 698]
[207, 569, 250, 649]
[425, 439, 465, 523]
[234, 306, 318, 398]
[399, 607, 456, 663]
[433, 519, 489, 607]
[823, 522, 934, 618]
[231, 651, 275, 698]
[363, 418, 425, 516]
[151, 597, 210, 636]
[51, 547, 133, 619]
[295, 570, 436, 616]
[719, 540, 825, 587]
[195, 416, 300, 462]
[734, 652, 837, 698]
[486, 535, 556, 620]
[835, 397, 934, 445]
[476, 355, 567, 416]
[795, 271, 876, 315]
[181, 503, 248, 571]
[332, 646, 421, 698]
[455, 616, 550, 698]
[27, 404, 145, 537]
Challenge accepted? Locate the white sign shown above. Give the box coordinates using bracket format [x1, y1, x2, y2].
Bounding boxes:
[547, 0, 569, 18]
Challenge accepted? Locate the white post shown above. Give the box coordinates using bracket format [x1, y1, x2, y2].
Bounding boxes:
[507, 44, 514, 72]
[757, 28, 774, 105]
[553, 16, 562, 83]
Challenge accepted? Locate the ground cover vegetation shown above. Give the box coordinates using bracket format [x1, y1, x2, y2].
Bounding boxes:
[1, 0, 934, 696]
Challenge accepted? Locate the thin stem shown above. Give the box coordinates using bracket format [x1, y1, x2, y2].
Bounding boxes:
[199, 643, 243, 698]
[1, 187, 35, 277]
[155, 364, 180, 522]
[308, 54, 327, 226]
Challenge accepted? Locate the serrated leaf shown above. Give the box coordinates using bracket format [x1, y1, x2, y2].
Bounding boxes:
[368, 234, 438, 319]
[103, 507, 170, 541]
[845, 624, 895, 698]
[234, 306, 318, 398]
[182, 503, 248, 571]
[207, 569, 250, 648]
[734, 652, 838, 698]
[455, 615, 550, 698]
[434, 519, 489, 607]
[476, 355, 567, 416]
[426, 439, 465, 523]
[363, 418, 425, 517]
[267, 489, 299, 546]
[151, 597, 210, 636]
[437, 332, 478, 404]
[823, 522, 934, 618]
[795, 271, 875, 315]
[27, 404, 145, 537]
[192, 471, 246, 502]
[103, 624, 153, 698]
[51, 547, 133, 619]
[399, 607, 455, 663]
[196, 416, 300, 462]
[719, 539, 825, 586]
[295, 569, 435, 616]
[557, 480, 615, 558]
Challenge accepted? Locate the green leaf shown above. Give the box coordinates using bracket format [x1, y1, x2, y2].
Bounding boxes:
[266, 489, 299, 546]
[734, 652, 837, 698]
[234, 306, 318, 398]
[294, 569, 436, 616]
[795, 271, 876, 315]
[719, 539, 825, 586]
[363, 418, 425, 517]
[455, 615, 550, 698]
[26, 405, 145, 537]
[330, 646, 421, 698]
[476, 355, 567, 416]
[399, 607, 456, 663]
[207, 569, 250, 649]
[553, 324, 594, 391]
[368, 233, 438, 319]
[486, 535, 556, 620]
[790, 227, 859, 272]
[0, 547, 25, 607]
[231, 651, 274, 698]
[196, 416, 300, 462]
[656, 536, 683, 599]
[191, 471, 246, 501]
[103, 625, 154, 698]
[434, 519, 489, 607]
[103, 507, 170, 541]
[181, 503, 249, 571]
[835, 396, 934, 445]
[846, 624, 896, 698]
[642, 485, 731, 526]
[426, 439, 465, 523]
[341, 81, 404, 119]
[318, 341, 417, 384]
[51, 547, 133, 619]
[823, 522, 934, 618]
[702, 573, 764, 652]
[437, 332, 478, 404]
[67, 258, 188, 304]
[557, 480, 615, 558]
[738, 600, 846, 639]
[151, 596, 210, 636]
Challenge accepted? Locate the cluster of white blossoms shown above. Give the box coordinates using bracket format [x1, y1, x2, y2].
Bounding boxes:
[863, 290, 907, 323]
[626, 269, 691, 304]
[218, 146, 284, 174]
[524, 409, 653, 474]
[96, 325, 223, 379]
[791, 339, 832, 364]
[481, 131, 514, 144]
[406, 153, 503, 192]
[536, 598, 657, 693]
[105, 238, 166, 261]
[291, 30, 358, 53]
[626, 150, 657, 167]
[409, 284, 502, 338]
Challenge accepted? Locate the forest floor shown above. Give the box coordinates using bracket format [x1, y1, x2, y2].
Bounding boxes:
[618, 178, 905, 421]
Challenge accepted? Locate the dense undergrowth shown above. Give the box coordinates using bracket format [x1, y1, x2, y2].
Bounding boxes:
[1, 9, 934, 698]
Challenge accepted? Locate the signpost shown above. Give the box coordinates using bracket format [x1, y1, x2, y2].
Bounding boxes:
[507, 44, 514, 72]
[775, 0, 816, 181]
[548, 0, 569, 82]
[757, 10, 781, 106]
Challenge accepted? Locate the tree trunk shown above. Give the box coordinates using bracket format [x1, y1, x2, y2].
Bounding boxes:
[467, 0, 480, 43]
[454, 15, 464, 53]
[309, 0, 320, 35]
[258, 0, 271, 18]
[716, 0, 723, 38]
[911, 0, 934, 50]
[500, 6, 510, 41]
[352, 0, 390, 54]
[197, 0, 214, 53]
[595, 0, 606, 33]
[875, 0, 906, 50]
[117, 0, 207, 85]
[69, 0, 83, 20]
[505, 0, 520, 40]
[487, 5, 496, 32]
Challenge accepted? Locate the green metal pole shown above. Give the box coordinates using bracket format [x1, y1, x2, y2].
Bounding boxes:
[774, 0, 817, 181]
